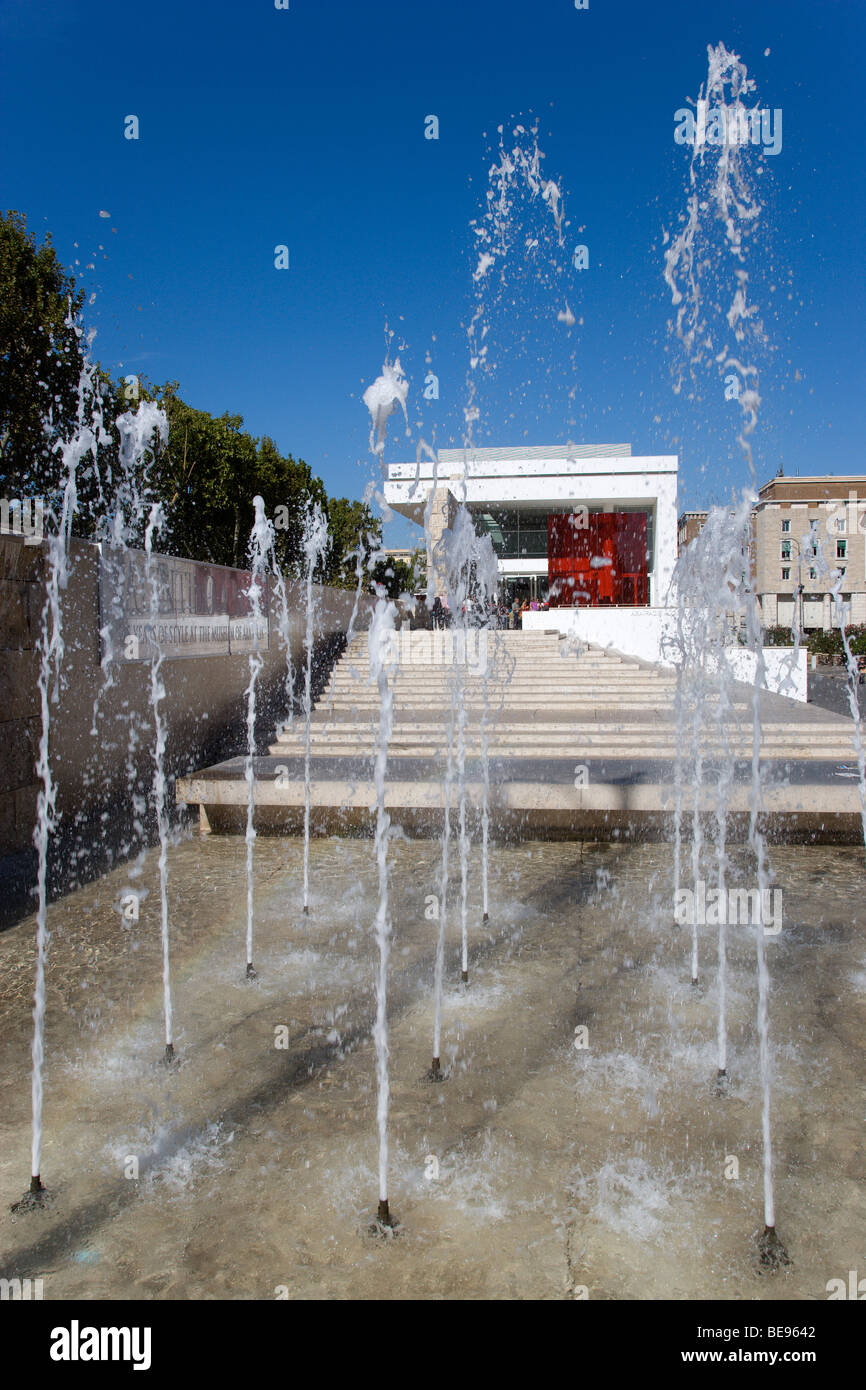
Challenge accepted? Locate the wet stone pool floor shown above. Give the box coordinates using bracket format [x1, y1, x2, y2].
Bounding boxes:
[1, 832, 864, 1300]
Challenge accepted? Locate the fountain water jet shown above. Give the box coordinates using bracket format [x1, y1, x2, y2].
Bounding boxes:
[144, 503, 176, 1065]
[744, 525, 789, 1268]
[11, 346, 154, 1208]
[429, 674, 456, 1081]
[664, 41, 769, 469]
[242, 496, 276, 978]
[15, 385, 94, 1206]
[674, 501, 751, 1075]
[300, 500, 329, 916]
[367, 592, 399, 1231]
[480, 651, 491, 926]
[362, 359, 410, 1230]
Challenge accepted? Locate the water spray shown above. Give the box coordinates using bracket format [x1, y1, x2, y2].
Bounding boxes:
[300, 499, 329, 917]
[143, 502, 177, 1066]
[362, 359, 408, 1234]
[242, 495, 275, 979]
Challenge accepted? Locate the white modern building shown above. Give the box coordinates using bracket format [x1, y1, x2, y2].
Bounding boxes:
[384, 443, 678, 610]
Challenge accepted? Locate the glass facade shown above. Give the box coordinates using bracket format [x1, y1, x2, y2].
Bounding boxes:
[547, 511, 649, 607]
[475, 506, 653, 570]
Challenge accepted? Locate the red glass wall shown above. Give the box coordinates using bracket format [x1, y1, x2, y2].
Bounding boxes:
[547, 512, 648, 607]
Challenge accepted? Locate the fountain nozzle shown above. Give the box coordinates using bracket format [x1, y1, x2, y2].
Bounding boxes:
[461, 970, 468, 984]
[10, 1175, 49, 1212]
[370, 1198, 399, 1235]
[163, 1043, 176, 1065]
[426, 1057, 446, 1083]
[302, 904, 309, 916]
[482, 912, 489, 922]
[757, 1225, 791, 1271]
[246, 962, 257, 980]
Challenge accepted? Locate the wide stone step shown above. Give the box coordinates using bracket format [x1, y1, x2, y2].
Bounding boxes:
[327, 668, 672, 680]
[342, 644, 625, 662]
[274, 725, 852, 743]
[273, 725, 852, 744]
[268, 745, 857, 763]
[270, 730, 855, 757]
[325, 681, 676, 695]
[323, 701, 678, 711]
[334, 655, 638, 670]
[327, 666, 671, 680]
[278, 717, 849, 734]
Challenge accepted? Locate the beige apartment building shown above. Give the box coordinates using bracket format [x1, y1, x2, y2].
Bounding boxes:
[677, 476, 866, 633]
[677, 511, 708, 555]
[753, 476, 866, 632]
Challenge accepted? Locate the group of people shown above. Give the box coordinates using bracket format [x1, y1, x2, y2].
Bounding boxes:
[428, 593, 547, 630]
[499, 596, 545, 629]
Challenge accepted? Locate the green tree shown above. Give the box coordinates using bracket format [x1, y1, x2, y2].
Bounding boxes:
[324, 496, 380, 588]
[2, 208, 378, 573]
[145, 385, 256, 566]
[0, 209, 87, 498]
[257, 435, 327, 576]
[369, 555, 418, 599]
[139, 389, 331, 573]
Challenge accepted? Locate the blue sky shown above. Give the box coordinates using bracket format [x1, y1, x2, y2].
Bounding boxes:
[2, 0, 864, 548]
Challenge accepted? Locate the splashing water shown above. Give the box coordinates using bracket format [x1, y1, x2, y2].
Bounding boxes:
[741, 512, 782, 1245]
[674, 499, 755, 1068]
[144, 503, 175, 1061]
[91, 402, 166, 737]
[362, 361, 410, 1223]
[465, 120, 575, 444]
[362, 360, 409, 457]
[269, 538, 295, 745]
[326, 487, 376, 725]
[300, 500, 329, 915]
[448, 514, 474, 983]
[29, 354, 105, 1190]
[243, 497, 276, 974]
[663, 42, 771, 464]
[431, 682, 456, 1075]
[367, 597, 398, 1215]
[443, 508, 500, 980]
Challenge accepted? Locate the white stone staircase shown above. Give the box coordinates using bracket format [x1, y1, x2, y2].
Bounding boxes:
[268, 629, 858, 763]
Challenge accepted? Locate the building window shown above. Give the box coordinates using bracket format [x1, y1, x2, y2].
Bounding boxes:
[781, 541, 791, 560]
[781, 567, 790, 580]
[781, 519, 790, 533]
[836, 516, 846, 532]
[837, 539, 847, 559]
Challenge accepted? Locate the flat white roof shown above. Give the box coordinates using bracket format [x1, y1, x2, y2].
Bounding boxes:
[387, 452, 677, 484]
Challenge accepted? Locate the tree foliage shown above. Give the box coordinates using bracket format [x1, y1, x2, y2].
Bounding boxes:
[2, 210, 389, 581]
[369, 553, 421, 599]
[324, 496, 381, 587]
[0, 209, 87, 498]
